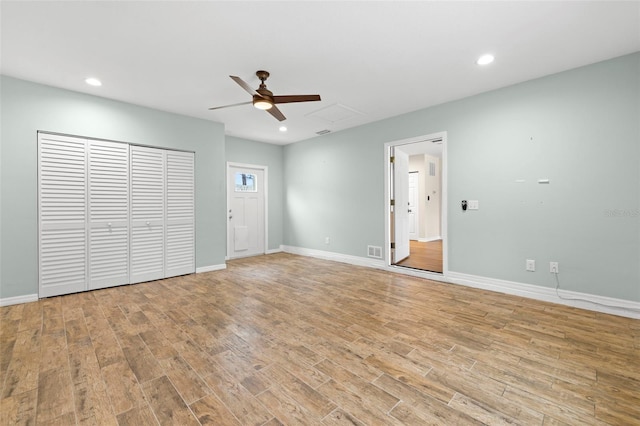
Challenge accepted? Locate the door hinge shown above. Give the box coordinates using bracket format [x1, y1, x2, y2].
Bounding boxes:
[390, 242, 396, 249]
[390, 199, 395, 206]
[390, 156, 395, 163]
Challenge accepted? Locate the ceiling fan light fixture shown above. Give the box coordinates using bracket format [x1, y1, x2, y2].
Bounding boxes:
[253, 98, 273, 110]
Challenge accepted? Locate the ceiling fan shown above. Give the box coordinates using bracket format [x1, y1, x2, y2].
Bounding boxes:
[209, 70, 321, 121]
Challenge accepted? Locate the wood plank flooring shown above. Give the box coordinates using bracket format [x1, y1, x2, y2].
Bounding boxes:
[1, 253, 638, 425]
[396, 240, 443, 273]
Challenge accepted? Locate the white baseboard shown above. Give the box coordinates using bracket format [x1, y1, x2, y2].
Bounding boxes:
[196, 264, 227, 273]
[281, 245, 386, 269]
[4, 259, 637, 319]
[266, 247, 283, 255]
[0, 293, 38, 307]
[445, 272, 639, 319]
[418, 236, 442, 242]
[280, 247, 639, 319]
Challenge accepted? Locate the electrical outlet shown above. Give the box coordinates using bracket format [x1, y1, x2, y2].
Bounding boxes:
[526, 259, 535, 272]
[550, 262, 559, 274]
[325, 237, 330, 245]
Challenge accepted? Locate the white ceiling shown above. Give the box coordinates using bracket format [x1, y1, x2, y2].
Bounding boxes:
[2, 1, 639, 145]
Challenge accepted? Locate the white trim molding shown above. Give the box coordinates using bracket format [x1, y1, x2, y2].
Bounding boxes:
[196, 264, 227, 274]
[282, 245, 386, 270]
[0, 294, 39, 307]
[445, 271, 640, 319]
[266, 247, 283, 255]
[386, 264, 445, 282]
[281, 247, 640, 319]
[418, 237, 442, 243]
[384, 131, 449, 276]
[226, 162, 269, 260]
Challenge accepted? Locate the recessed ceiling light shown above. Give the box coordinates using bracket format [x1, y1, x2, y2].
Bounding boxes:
[476, 54, 495, 66]
[85, 77, 102, 87]
[279, 126, 287, 132]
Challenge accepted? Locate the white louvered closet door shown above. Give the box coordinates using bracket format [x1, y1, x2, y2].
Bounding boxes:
[88, 140, 130, 289]
[130, 146, 165, 283]
[165, 151, 195, 277]
[38, 134, 87, 297]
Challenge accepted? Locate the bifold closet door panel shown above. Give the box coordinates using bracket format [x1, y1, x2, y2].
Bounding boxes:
[165, 151, 195, 277]
[130, 146, 165, 283]
[38, 134, 87, 297]
[88, 140, 130, 289]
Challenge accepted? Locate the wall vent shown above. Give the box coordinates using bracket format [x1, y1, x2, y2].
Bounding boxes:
[429, 162, 436, 176]
[316, 129, 331, 135]
[367, 245, 382, 259]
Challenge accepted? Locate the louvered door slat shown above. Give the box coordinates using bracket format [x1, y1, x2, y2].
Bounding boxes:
[165, 151, 195, 277]
[38, 134, 87, 297]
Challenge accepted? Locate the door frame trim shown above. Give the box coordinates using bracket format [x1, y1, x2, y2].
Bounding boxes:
[383, 131, 448, 277]
[226, 162, 269, 260]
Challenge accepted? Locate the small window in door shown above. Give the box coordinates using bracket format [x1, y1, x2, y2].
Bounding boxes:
[235, 173, 257, 192]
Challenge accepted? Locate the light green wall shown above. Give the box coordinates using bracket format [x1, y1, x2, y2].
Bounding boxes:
[225, 136, 284, 251]
[284, 53, 640, 301]
[2, 53, 638, 303]
[0, 76, 227, 299]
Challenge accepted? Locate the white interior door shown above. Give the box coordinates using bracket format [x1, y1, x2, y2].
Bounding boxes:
[393, 150, 410, 263]
[165, 150, 195, 277]
[88, 140, 130, 290]
[130, 146, 165, 283]
[227, 164, 265, 259]
[38, 134, 88, 297]
[408, 171, 419, 241]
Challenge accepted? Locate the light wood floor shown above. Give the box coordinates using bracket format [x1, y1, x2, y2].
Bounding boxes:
[396, 240, 443, 273]
[1, 253, 638, 425]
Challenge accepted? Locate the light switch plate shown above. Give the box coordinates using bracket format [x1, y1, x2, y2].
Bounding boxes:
[468, 200, 479, 210]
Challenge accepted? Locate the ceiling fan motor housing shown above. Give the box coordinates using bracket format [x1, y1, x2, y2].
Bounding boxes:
[256, 70, 270, 81]
[253, 71, 274, 109]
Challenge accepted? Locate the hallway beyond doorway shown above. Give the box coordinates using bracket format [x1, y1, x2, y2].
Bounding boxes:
[396, 240, 443, 273]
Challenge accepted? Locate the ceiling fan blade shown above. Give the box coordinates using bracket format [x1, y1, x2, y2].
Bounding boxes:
[272, 95, 321, 104]
[230, 75, 263, 97]
[208, 101, 252, 111]
[267, 105, 286, 121]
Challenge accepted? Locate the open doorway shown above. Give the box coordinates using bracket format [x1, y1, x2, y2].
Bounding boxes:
[385, 132, 446, 275]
